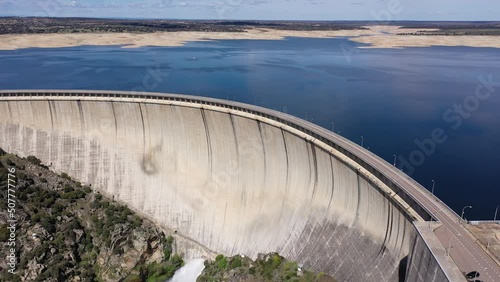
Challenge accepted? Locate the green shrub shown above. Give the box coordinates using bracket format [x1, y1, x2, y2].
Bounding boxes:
[104, 206, 114, 217]
[51, 203, 65, 214]
[41, 196, 56, 208]
[229, 256, 242, 269]
[216, 255, 227, 270]
[163, 236, 174, 261]
[60, 172, 71, 180]
[63, 184, 74, 193]
[102, 229, 110, 239]
[61, 190, 86, 201]
[122, 207, 133, 217]
[170, 253, 184, 269]
[83, 186, 92, 193]
[113, 247, 123, 255]
[41, 217, 56, 233]
[18, 189, 28, 201]
[215, 254, 224, 262]
[31, 213, 43, 223]
[271, 253, 282, 268]
[91, 200, 102, 209]
[26, 155, 42, 166]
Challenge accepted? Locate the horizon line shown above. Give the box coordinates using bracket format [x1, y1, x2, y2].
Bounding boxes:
[1, 15, 500, 23]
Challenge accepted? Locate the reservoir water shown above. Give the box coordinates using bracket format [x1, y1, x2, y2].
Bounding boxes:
[0, 37, 499, 219]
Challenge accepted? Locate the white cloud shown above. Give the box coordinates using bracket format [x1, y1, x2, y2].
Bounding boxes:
[62, 0, 77, 7]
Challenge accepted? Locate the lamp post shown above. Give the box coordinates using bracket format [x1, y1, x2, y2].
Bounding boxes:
[487, 236, 493, 250]
[331, 122, 334, 132]
[431, 180, 435, 195]
[361, 136, 364, 147]
[460, 206, 472, 224]
[393, 154, 397, 166]
[494, 205, 500, 223]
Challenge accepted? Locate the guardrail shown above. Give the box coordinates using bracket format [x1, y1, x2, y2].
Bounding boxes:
[0, 89, 435, 220]
[470, 221, 500, 225]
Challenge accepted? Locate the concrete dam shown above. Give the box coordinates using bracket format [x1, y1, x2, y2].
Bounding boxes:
[0, 90, 465, 282]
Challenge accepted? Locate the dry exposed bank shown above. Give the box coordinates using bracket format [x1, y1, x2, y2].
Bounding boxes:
[1, 26, 500, 50]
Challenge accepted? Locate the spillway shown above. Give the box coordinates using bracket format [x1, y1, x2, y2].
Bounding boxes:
[0, 90, 452, 282]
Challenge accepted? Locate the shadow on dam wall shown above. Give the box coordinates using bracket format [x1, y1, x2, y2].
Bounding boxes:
[0, 93, 430, 281]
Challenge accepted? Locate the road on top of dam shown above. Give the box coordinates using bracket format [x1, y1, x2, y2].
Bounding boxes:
[289, 108, 500, 282]
[0, 90, 499, 281]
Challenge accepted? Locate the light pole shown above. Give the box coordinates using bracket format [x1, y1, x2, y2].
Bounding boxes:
[487, 236, 493, 250]
[393, 154, 397, 166]
[494, 205, 500, 223]
[361, 136, 364, 147]
[331, 122, 334, 132]
[431, 180, 435, 195]
[460, 206, 472, 224]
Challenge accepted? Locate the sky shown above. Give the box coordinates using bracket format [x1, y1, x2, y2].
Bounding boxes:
[1, 0, 499, 21]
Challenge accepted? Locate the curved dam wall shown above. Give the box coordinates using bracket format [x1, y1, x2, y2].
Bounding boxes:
[0, 91, 432, 281]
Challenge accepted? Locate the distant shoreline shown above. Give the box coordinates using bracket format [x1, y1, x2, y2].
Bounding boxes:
[2, 17, 500, 50]
[2, 26, 500, 50]
[1, 17, 500, 35]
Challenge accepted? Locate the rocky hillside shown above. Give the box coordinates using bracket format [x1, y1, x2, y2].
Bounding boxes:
[0, 149, 184, 281]
[197, 253, 337, 282]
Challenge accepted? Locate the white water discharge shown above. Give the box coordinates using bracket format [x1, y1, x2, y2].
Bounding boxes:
[168, 258, 206, 282]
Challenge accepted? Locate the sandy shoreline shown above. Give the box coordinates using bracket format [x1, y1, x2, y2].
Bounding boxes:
[1, 26, 500, 50]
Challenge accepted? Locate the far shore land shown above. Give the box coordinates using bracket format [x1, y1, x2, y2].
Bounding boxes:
[2, 26, 500, 50]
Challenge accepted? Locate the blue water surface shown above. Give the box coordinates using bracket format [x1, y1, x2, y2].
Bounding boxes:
[1, 37, 499, 219]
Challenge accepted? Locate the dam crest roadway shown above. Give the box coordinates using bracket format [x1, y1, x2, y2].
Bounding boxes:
[0, 90, 498, 282]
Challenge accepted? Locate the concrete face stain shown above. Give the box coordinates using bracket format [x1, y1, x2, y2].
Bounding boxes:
[141, 143, 162, 175]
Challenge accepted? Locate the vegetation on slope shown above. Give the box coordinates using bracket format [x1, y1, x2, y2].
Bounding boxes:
[197, 253, 337, 282]
[0, 149, 183, 281]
